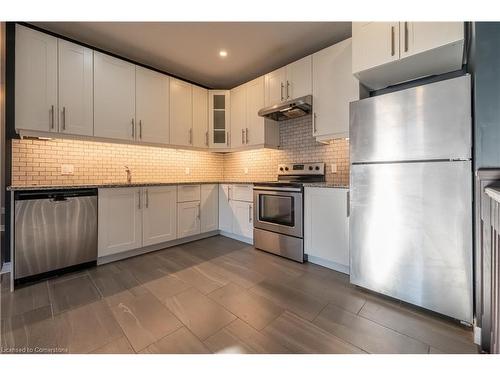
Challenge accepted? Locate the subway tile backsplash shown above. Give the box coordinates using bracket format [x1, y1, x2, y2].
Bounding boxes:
[11, 115, 349, 187]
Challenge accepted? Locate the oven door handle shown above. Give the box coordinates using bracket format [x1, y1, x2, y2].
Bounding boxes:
[253, 186, 302, 193]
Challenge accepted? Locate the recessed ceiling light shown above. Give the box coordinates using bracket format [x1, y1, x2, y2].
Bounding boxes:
[219, 50, 228, 58]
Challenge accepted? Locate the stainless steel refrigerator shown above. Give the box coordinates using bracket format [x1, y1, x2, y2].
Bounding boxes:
[349, 75, 473, 324]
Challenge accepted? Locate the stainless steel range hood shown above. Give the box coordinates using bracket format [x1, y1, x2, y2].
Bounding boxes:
[258, 95, 312, 121]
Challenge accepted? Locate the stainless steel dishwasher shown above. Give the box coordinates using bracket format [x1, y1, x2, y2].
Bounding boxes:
[14, 189, 98, 281]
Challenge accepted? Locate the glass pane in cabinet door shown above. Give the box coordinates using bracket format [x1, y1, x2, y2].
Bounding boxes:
[214, 130, 226, 144]
[214, 111, 225, 130]
[213, 95, 225, 110]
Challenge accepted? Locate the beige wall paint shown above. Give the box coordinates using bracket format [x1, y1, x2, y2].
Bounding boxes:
[11, 116, 349, 187]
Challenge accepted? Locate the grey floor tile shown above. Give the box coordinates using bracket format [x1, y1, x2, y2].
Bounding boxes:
[207, 255, 267, 289]
[143, 275, 192, 303]
[250, 279, 327, 321]
[173, 265, 228, 295]
[88, 263, 142, 298]
[264, 311, 365, 354]
[287, 273, 367, 314]
[55, 300, 123, 354]
[116, 254, 173, 284]
[141, 327, 210, 354]
[359, 300, 478, 353]
[204, 318, 290, 354]
[314, 303, 429, 354]
[109, 291, 183, 352]
[1, 281, 51, 320]
[49, 274, 101, 315]
[208, 283, 283, 330]
[164, 288, 236, 341]
[1, 309, 60, 354]
[92, 336, 135, 354]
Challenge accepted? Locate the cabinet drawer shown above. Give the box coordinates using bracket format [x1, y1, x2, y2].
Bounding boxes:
[230, 184, 253, 202]
[177, 184, 201, 202]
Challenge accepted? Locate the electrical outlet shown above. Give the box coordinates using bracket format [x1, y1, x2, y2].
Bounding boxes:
[185, 167, 190, 175]
[61, 164, 74, 175]
[244, 167, 249, 174]
[331, 163, 337, 173]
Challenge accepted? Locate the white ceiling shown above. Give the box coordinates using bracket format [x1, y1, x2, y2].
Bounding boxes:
[31, 22, 352, 88]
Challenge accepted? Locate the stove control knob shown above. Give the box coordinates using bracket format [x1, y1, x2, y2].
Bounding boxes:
[285, 167, 289, 171]
[308, 166, 313, 171]
[315, 166, 320, 171]
[279, 167, 284, 171]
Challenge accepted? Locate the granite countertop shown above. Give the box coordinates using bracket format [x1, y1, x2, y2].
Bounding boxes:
[8, 181, 349, 191]
[7, 181, 258, 191]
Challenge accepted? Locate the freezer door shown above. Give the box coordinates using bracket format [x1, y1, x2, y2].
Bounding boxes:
[350, 75, 471, 163]
[349, 161, 473, 323]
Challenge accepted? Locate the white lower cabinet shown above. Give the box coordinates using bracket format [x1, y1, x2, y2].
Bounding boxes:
[218, 184, 233, 232]
[231, 200, 253, 239]
[201, 184, 218, 232]
[98, 188, 143, 257]
[218, 184, 254, 243]
[177, 201, 201, 238]
[142, 186, 177, 246]
[304, 187, 349, 274]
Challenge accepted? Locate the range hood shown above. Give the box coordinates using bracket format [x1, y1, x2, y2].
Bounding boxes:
[258, 95, 312, 121]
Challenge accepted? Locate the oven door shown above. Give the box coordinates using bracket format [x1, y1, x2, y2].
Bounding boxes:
[253, 187, 303, 238]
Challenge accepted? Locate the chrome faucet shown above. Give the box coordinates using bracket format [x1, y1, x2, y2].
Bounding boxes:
[124, 166, 132, 184]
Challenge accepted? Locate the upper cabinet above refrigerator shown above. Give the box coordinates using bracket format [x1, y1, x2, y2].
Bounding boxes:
[352, 22, 465, 90]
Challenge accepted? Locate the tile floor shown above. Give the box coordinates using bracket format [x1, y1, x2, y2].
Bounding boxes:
[0, 235, 479, 354]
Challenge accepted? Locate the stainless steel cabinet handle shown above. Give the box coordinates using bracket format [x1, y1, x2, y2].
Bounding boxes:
[346, 191, 350, 217]
[404, 22, 409, 53]
[241, 129, 245, 144]
[227, 186, 231, 201]
[62, 107, 66, 131]
[131, 118, 135, 138]
[189, 128, 193, 144]
[280, 82, 284, 101]
[205, 131, 209, 146]
[286, 80, 290, 99]
[248, 204, 252, 223]
[145, 189, 149, 208]
[245, 128, 249, 144]
[226, 131, 230, 147]
[313, 112, 317, 134]
[391, 26, 395, 56]
[197, 203, 201, 220]
[50, 105, 55, 129]
[138, 190, 141, 209]
[139, 120, 142, 139]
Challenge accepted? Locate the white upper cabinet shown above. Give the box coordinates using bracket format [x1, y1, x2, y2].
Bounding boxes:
[200, 184, 218, 233]
[170, 78, 193, 147]
[312, 38, 361, 141]
[285, 56, 312, 100]
[264, 67, 287, 106]
[15, 25, 58, 133]
[94, 52, 136, 140]
[135, 66, 169, 145]
[192, 85, 209, 148]
[142, 186, 177, 246]
[57, 40, 93, 136]
[265, 56, 312, 106]
[209, 90, 231, 149]
[352, 22, 400, 74]
[352, 22, 465, 90]
[230, 84, 247, 148]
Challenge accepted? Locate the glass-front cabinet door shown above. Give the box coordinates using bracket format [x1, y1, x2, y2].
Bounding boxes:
[209, 90, 231, 149]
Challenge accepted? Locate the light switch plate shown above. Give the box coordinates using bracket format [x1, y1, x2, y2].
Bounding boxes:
[331, 163, 337, 173]
[61, 164, 74, 175]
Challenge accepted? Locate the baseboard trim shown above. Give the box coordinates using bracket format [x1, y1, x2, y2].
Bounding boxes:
[306, 255, 350, 275]
[219, 230, 253, 245]
[97, 231, 219, 265]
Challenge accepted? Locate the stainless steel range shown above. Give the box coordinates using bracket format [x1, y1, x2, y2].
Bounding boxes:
[253, 162, 325, 262]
